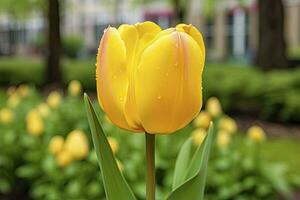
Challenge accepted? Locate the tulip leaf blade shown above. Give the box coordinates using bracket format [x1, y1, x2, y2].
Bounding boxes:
[172, 138, 193, 190]
[84, 94, 136, 200]
[166, 123, 215, 200]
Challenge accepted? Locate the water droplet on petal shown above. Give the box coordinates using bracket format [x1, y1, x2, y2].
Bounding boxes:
[157, 95, 162, 100]
[119, 97, 124, 101]
[165, 73, 169, 77]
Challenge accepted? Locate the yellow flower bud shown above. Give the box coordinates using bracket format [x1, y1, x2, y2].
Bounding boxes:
[68, 80, 82, 96]
[26, 110, 44, 136]
[217, 130, 230, 149]
[193, 111, 211, 129]
[17, 84, 30, 97]
[47, 91, 62, 109]
[37, 103, 50, 117]
[56, 150, 73, 167]
[96, 22, 205, 134]
[7, 93, 20, 108]
[206, 97, 222, 118]
[107, 137, 119, 154]
[247, 126, 266, 143]
[49, 136, 64, 155]
[0, 108, 14, 124]
[7, 86, 17, 96]
[219, 116, 237, 134]
[64, 130, 89, 160]
[191, 128, 207, 146]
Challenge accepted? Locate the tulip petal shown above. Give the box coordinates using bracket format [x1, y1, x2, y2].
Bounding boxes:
[135, 31, 205, 134]
[176, 24, 206, 60]
[122, 22, 161, 130]
[96, 27, 134, 131]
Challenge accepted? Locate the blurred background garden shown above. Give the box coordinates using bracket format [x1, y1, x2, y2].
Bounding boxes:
[0, 0, 300, 199]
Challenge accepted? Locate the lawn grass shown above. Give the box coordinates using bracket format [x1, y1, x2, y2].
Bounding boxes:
[262, 137, 300, 178]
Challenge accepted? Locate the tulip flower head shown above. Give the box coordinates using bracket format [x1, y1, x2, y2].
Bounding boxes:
[68, 80, 82, 96]
[193, 111, 211, 129]
[37, 103, 50, 117]
[26, 110, 44, 136]
[219, 116, 237, 134]
[56, 150, 73, 168]
[191, 128, 207, 146]
[49, 135, 65, 155]
[17, 84, 30, 97]
[206, 97, 222, 118]
[217, 130, 230, 149]
[47, 91, 62, 109]
[96, 21, 205, 134]
[64, 130, 89, 160]
[7, 93, 20, 108]
[0, 108, 14, 124]
[247, 126, 266, 143]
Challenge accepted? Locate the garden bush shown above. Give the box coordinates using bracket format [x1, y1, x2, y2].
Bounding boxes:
[1, 57, 300, 122]
[0, 84, 299, 200]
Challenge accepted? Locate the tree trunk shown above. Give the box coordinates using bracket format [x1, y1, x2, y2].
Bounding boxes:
[47, 0, 62, 84]
[257, 0, 288, 70]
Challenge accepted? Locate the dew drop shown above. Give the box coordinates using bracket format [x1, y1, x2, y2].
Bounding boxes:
[119, 97, 124, 101]
[165, 73, 169, 77]
[157, 95, 162, 100]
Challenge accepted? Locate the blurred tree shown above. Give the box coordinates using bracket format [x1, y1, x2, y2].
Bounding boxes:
[0, 0, 62, 84]
[47, 0, 62, 84]
[256, 0, 288, 69]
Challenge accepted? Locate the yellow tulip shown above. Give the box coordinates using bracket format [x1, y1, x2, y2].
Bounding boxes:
[7, 93, 20, 108]
[193, 111, 211, 129]
[96, 22, 205, 134]
[107, 137, 119, 154]
[6, 86, 17, 96]
[37, 103, 50, 117]
[68, 80, 82, 96]
[26, 110, 44, 136]
[47, 91, 62, 108]
[217, 130, 231, 149]
[64, 130, 89, 160]
[0, 108, 14, 124]
[206, 97, 222, 118]
[49, 136, 64, 155]
[247, 126, 266, 143]
[56, 150, 73, 167]
[17, 84, 30, 97]
[191, 128, 207, 146]
[219, 116, 237, 134]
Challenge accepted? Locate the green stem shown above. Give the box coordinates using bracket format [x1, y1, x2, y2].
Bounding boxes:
[145, 133, 155, 200]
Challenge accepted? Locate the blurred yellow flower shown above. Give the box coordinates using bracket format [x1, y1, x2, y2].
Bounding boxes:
[219, 116, 237, 134]
[56, 150, 73, 167]
[107, 137, 119, 154]
[193, 111, 211, 129]
[217, 130, 230, 149]
[64, 130, 89, 160]
[247, 126, 266, 143]
[7, 94, 20, 108]
[68, 80, 82, 96]
[17, 84, 30, 97]
[96, 22, 205, 134]
[0, 108, 14, 124]
[47, 91, 62, 108]
[49, 136, 64, 155]
[6, 86, 17, 96]
[191, 128, 207, 146]
[26, 110, 44, 136]
[37, 103, 50, 117]
[206, 97, 222, 118]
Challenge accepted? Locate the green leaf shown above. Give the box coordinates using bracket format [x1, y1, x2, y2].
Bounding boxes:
[84, 94, 136, 200]
[167, 123, 216, 200]
[172, 138, 193, 190]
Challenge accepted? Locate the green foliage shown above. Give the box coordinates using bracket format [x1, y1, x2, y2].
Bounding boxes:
[0, 86, 299, 199]
[62, 36, 84, 58]
[85, 95, 136, 200]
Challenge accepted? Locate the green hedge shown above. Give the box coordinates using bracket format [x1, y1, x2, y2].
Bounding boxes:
[1, 57, 300, 122]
